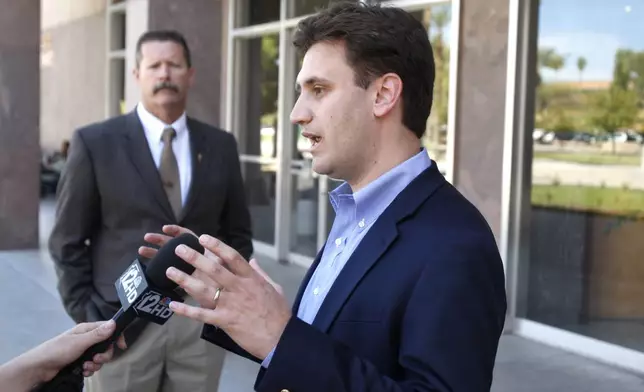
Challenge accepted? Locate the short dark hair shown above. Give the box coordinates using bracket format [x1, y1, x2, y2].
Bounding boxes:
[293, 1, 435, 138]
[135, 30, 192, 68]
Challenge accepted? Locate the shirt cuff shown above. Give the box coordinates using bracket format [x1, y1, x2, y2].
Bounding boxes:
[261, 346, 276, 368]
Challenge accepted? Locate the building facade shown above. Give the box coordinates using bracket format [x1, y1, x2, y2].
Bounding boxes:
[1, 0, 643, 377]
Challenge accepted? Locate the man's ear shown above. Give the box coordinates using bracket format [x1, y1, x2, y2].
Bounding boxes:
[373, 73, 403, 118]
[187, 67, 196, 87]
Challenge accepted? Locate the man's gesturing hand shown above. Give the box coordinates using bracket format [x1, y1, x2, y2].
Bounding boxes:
[166, 235, 291, 360]
[138, 224, 197, 260]
[138, 225, 224, 310]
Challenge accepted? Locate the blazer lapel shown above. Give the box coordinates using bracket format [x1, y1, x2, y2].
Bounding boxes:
[178, 119, 211, 222]
[311, 222, 398, 332]
[311, 163, 446, 333]
[122, 111, 175, 221]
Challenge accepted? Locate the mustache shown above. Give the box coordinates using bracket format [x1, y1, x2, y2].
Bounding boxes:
[153, 81, 179, 94]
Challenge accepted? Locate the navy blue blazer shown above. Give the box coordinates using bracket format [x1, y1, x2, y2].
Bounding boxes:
[202, 162, 507, 391]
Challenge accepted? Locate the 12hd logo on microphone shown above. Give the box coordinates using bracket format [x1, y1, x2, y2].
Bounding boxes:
[133, 291, 174, 320]
[120, 263, 143, 304]
[114, 259, 183, 325]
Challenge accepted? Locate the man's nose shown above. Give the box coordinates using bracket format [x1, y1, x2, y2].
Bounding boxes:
[290, 97, 312, 125]
[159, 64, 171, 79]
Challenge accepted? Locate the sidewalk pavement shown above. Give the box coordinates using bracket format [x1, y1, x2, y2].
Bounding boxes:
[1, 202, 643, 391]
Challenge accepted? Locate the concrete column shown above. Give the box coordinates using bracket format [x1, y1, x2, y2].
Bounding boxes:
[452, 0, 510, 241]
[0, 2, 40, 250]
[148, 0, 224, 127]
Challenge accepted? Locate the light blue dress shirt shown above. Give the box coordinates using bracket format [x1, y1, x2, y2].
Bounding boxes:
[262, 148, 431, 367]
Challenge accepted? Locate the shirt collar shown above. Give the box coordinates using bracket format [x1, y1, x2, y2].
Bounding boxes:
[136, 102, 188, 141]
[329, 148, 432, 224]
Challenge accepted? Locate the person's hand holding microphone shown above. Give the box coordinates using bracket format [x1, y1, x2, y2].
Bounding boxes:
[0, 320, 126, 392]
[33, 320, 127, 379]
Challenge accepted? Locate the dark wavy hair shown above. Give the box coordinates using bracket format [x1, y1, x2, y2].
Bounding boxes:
[292, 1, 436, 138]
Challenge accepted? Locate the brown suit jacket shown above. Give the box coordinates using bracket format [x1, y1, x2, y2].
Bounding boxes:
[48, 110, 253, 348]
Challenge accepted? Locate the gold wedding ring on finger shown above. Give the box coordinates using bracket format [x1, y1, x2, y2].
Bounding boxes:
[212, 287, 222, 309]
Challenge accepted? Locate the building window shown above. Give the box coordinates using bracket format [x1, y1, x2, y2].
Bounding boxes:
[235, 34, 280, 245]
[236, 0, 280, 27]
[107, 5, 126, 116]
[518, 0, 644, 353]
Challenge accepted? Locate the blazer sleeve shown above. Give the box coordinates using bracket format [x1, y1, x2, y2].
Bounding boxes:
[48, 130, 101, 324]
[254, 241, 507, 392]
[201, 324, 262, 364]
[219, 134, 253, 261]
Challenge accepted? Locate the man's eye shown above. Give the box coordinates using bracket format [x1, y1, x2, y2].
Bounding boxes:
[313, 86, 324, 96]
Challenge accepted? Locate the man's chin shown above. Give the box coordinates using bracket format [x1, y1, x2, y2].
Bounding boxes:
[311, 160, 332, 177]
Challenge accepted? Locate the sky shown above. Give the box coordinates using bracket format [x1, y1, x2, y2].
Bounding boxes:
[424, 0, 642, 83]
[538, 0, 644, 82]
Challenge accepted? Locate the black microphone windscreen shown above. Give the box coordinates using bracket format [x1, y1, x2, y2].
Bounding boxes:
[146, 233, 205, 291]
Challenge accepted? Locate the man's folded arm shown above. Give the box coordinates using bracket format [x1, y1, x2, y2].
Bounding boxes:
[48, 130, 101, 324]
[253, 241, 507, 392]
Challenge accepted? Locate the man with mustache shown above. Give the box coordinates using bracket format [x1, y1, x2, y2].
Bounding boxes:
[48, 30, 253, 392]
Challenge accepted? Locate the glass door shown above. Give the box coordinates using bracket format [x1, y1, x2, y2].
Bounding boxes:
[282, 32, 327, 263]
[231, 33, 280, 249]
[289, 155, 324, 259]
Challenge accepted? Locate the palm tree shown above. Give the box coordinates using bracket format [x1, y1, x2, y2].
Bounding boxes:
[549, 54, 566, 80]
[538, 47, 567, 80]
[577, 56, 587, 83]
[536, 47, 567, 111]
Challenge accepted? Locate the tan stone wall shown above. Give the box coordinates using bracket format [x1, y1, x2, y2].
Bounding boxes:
[41, 0, 105, 30]
[40, 9, 107, 151]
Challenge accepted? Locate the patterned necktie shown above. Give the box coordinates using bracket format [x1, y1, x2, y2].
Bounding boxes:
[159, 127, 182, 219]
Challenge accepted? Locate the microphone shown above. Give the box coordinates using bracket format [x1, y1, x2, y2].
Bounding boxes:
[35, 233, 203, 391]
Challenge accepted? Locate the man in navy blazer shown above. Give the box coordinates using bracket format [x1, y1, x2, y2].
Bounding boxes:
[140, 2, 507, 391]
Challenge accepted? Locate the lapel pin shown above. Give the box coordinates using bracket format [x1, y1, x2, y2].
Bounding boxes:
[197, 153, 203, 163]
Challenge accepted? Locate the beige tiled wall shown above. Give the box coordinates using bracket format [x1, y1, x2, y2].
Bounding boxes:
[40, 9, 107, 151]
[148, 0, 225, 128]
[41, 0, 105, 30]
